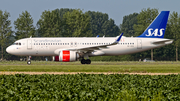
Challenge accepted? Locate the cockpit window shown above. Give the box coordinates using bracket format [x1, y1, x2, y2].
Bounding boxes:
[13, 42, 21, 45]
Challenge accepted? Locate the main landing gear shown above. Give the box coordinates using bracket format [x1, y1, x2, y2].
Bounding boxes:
[81, 59, 91, 64]
[27, 56, 31, 65]
[81, 53, 91, 64]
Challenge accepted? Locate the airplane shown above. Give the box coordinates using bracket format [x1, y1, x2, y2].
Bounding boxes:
[6, 11, 173, 65]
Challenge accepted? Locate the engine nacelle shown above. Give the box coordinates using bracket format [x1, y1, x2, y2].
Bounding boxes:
[53, 50, 79, 62]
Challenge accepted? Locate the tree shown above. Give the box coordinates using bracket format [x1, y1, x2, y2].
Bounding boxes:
[55, 8, 73, 18]
[87, 11, 120, 37]
[37, 10, 63, 37]
[133, 8, 159, 60]
[63, 9, 92, 37]
[101, 19, 120, 37]
[14, 11, 35, 39]
[0, 10, 13, 60]
[152, 23, 175, 61]
[169, 11, 180, 61]
[120, 13, 138, 37]
[133, 8, 158, 36]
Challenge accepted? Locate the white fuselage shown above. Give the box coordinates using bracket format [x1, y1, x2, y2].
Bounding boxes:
[6, 36, 173, 57]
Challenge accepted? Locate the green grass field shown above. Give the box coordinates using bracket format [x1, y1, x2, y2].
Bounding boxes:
[1, 61, 180, 100]
[0, 61, 180, 73]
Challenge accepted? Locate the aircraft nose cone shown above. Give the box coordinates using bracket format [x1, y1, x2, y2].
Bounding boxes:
[6, 46, 10, 53]
[6, 46, 14, 54]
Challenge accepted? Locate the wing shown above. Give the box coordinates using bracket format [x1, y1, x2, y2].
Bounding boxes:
[54, 33, 123, 55]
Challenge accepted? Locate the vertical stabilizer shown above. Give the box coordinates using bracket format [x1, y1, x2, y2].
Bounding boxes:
[138, 11, 169, 38]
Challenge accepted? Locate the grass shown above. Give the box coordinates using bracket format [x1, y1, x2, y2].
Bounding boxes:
[0, 61, 180, 73]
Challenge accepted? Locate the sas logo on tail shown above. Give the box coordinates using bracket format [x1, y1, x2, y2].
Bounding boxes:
[146, 28, 164, 36]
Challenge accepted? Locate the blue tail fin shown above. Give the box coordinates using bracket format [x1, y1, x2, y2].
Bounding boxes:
[137, 11, 170, 38]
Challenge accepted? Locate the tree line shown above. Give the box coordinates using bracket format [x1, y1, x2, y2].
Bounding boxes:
[0, 8, 180, 61]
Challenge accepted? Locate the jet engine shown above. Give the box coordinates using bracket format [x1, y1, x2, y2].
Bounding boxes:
[53, 50, 79, 62]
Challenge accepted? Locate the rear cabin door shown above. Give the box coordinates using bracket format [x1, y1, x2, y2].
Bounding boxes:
[137, 39, 142, 49]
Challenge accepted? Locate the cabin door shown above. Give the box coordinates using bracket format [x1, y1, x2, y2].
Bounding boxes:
[27, 39, 32, 49]
[137, 39, 142, 49]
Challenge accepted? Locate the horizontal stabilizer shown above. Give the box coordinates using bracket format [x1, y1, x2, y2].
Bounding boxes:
[151, 39, 173, 45]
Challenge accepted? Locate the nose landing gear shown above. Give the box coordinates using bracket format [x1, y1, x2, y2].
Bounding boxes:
[27, 56, 31, 65]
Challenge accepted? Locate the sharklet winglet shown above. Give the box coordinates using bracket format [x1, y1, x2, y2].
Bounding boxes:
[112, 33, 123, 45]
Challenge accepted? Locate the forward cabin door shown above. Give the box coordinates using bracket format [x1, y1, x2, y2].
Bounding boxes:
[27, 39, 32, 49]
[137, 39, 142, 49]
